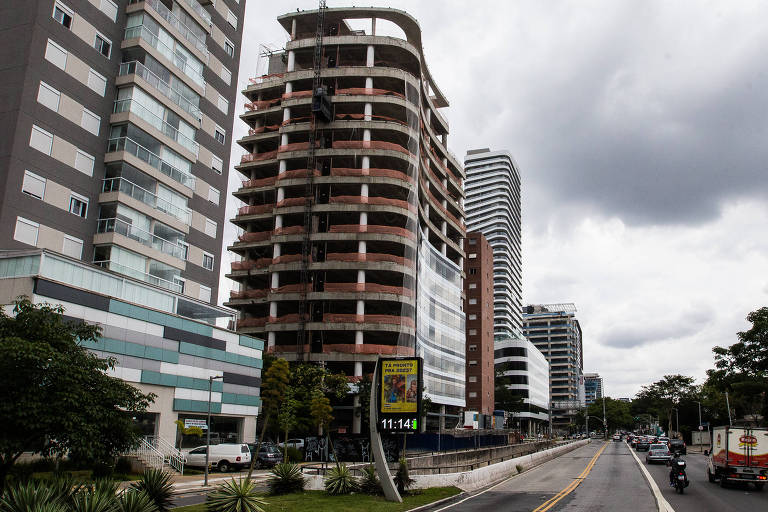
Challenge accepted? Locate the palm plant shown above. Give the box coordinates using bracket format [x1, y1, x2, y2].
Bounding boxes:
[266, 463, 305, 496]
[207, 478, 267, 512]
[130, 469, 174, 512]
[393, 458, 414, 495]
[0, 481, 67, 512]
[69, 488, 117, 512]
[358, 465, 382, 496]
[324, 463, 357, 496]
[116, 490, 158, 512]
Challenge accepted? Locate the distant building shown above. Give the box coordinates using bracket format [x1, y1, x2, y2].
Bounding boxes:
[494, 336, 550, 436]
[464, 232, 495, 416]
[523, 303, 583, 431]
[584, 373, 603, 405]
[617, 397, 631, 403]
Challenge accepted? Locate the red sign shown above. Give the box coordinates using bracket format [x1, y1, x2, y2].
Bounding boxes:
[337, 427, 347, 434]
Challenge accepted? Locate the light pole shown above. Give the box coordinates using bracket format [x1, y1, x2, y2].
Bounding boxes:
[670, 407, 679, 438]
[204, 375, 223, 487]
[602, 397, 607, 439]
[693, 401, 702, 428]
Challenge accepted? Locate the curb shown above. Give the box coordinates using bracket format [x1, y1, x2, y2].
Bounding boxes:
[627, 443, 675, 512]
[406, 492, 468, 512]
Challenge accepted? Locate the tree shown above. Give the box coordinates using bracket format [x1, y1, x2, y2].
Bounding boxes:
[276, 389, 300, 459]
[309, 390, 337, 468]
[575, 398, 633, 433]
[246, 357, 290, 479]
[0, 298, 155, 488]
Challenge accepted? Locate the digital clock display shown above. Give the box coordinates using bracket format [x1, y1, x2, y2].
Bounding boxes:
[380, 417, 418, 431]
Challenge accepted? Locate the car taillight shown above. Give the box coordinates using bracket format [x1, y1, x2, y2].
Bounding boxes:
[236, 456, 241, 461]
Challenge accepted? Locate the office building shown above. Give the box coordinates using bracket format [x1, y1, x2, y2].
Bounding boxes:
[1, 0, 245, 305]
[226, 7, 466, 432]
[464, 232, 494, 416]
[523, 303, 583, 431]
[584, 372, 603, 405]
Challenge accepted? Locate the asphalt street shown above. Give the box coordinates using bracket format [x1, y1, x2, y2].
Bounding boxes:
[642, 449, 768, 512]
[435, 440, 657, 512]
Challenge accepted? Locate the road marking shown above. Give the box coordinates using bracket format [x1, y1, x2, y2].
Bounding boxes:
[531, 441, 609, 512]
[627, 442, 675, 512]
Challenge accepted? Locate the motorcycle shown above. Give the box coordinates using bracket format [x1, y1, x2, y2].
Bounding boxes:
[667, 452, 689, 494]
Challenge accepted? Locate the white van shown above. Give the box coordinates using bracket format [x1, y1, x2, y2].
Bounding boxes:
[184, 443, 252, 472]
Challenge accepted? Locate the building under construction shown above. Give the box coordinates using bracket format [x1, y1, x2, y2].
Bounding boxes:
[227, 6, 466, 432]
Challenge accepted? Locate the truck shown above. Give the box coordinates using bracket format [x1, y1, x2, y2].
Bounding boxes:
[706, 426, 768, 490]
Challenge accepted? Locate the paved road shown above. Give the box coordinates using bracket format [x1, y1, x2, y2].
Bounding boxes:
[435, 440, 657, 512]
[641, 449, 768, 512]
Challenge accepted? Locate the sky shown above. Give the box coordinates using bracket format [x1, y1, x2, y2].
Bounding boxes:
[222, 0, 768, 399]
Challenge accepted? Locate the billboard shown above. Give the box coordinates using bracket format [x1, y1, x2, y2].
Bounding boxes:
[377, 357, 422, 432]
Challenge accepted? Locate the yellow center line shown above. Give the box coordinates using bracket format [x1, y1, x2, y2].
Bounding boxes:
[532, 441, 609, 512]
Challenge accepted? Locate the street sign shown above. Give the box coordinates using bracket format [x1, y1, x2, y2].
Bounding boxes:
[376, 357, 422, 433]
[185, 419, 208, 430]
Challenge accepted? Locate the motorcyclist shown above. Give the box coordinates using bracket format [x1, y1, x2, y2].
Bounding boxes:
[669, 451, 685, 487]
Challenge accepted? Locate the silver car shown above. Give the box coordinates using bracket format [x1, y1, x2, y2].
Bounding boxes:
[645, 443, 672, 464]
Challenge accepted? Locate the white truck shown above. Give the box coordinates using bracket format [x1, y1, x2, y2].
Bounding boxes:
[706, 426, 768, 490]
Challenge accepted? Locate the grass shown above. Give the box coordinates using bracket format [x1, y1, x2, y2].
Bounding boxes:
[172, 487, 461, 512]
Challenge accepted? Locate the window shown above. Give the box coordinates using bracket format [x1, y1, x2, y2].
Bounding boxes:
[208, 186, 220, 205]
[468, 376, 477, 383]
[204, 218, 217, 237]
[61, 235, 83, 258]
[468, 238, 477, 245]
[214, 125, 225, 144]
[45, 39, 68, 70]
[224, 39, 235, 58]
[37, 81, 60, 111]
[99, 0, 118, 22]
[468, 314, 477, 320]
[220, 66, 232, 85]
[22, 171, 46, 200]
[52, 2, 73, 29]
[468, 253, 477, 259]
[14, 217, 39, 246]
[469, 283, 477, 289]
[199, 285, 212, 303]
[69, 193, 88, 217]
[173, 276, 185, 294]
[469, 360, 477, 367]
[30, 125, 53, 155]
[211, 155, 223, 174]
[87, 69, 107, 96]
[94, 33, 111, 58]
[468, 392, 477, 398]
[80, 108, 100, 135]
[226, 9, 238, 29]
[202, 252, 214, 270]
[468, 298, 477, 305]
[74, 149, 95, 176]
[469, 268, 478, 275]
[217, 94, 229, 114]
[469, 329, 477, 336]
[469, 344, 477, 351]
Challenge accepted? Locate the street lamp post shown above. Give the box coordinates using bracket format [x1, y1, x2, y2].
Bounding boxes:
[693, 401, 702, 428]
[602, 397, 607, 439]
[204, 375, 224, 487]
[670, 407, 679, 438]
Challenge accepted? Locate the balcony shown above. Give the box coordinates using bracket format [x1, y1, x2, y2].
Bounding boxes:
[133, 0, 208, 56]
[178, 0, 211, 25]
[114, 98, 199, 157]
[102, 177, 192, 225]
[120, 61, 201, 120]
[107, 136, 196, 190]
[93, 259, 182, 293]
[124, 24, 205, 89]
[97, 217, 188, 260]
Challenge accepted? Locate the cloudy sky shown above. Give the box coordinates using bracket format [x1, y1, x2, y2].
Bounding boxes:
[223, 0, 768, 398]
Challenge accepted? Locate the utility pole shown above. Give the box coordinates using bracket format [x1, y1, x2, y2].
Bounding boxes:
[204, 375, 223, 487]
[725, 391, 732, 426]
[602, 397, 607, 439]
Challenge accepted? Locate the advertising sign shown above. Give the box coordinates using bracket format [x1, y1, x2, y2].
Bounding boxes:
[377, 357, 422, 432]
[185, 419, 208, 430]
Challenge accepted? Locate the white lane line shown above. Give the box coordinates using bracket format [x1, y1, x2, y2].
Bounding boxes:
[627, 443, 675, 512]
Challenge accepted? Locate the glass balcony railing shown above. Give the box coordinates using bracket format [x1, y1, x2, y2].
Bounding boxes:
[178, 0, 211, 25]
[107, 136, 196, 190]
[102, 177, 192, 225]
[97, 217, 188, 260]
[124, 24, 205, 89]
[93, 259, 182, 293]
[120, 61, 201, 120]
[114, 98, 199, 157]
[131, 0, 209, 56]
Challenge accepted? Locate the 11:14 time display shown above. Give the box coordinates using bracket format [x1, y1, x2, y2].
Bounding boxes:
[380, 418, 417, 430]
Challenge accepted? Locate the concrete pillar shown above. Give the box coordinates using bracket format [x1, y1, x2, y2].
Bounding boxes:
[363, 128, 371, 142]
[274, 215, 283, 229]
[366, 45, 375, 67]
[281, 133, 289, 146]
[441, 242, 447, 256]
[362, 156, 370, 170]
[359, 240, 366, 253]
[364, 102, 372, 121]
[287, 51, 296, 72]
[356, 300, 365, 316]
[442, 133, 447, 146]
[267, 331, 275, 349]
[371, 17, 376, 36]
[270, 302, 278, 316]
[360, 212, 368, 226]
[285, 82, 293, 95]
[271, 273, 279, 289]
[242, 415, 257, 443]
[365, 77, 373, 89]
[441, 220, 447, 236]
[361, 183, 369, 197]
[291, 19, 297, 39]
[283, 107, 291, 123]
[277, 187, 285, 201]
[439, 404, 446, 431]
[352, 394, 362, 434]
[357, 270, 365, 283]
[279, 160, 287, 174]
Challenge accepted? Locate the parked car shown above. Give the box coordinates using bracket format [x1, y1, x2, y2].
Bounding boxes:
[646, 443, 672, 464]
[635, 437, 651, 452]
[612, 434, 621, 442]
[184, 443, 251, 472]
[248, 442, 284, 468]
[669, 439, 687, 455]
[278, 438, 305, 451]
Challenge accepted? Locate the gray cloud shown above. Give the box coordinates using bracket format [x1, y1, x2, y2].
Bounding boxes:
[599, 306, 714, 349]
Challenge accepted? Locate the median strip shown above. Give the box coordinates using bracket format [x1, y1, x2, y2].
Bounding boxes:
[627, 442, 675, 512]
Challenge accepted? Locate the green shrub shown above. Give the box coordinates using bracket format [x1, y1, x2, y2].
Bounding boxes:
[69, 488, 118, 512]
[0, 481, 67, 512]
[114, 458, 133, 476]
[207, 478, 267, 512]
[266, 463, 305, 496]
[116, 490, 159, 512]
[393, 458, 414, 495]
[130, 469, 174, 512]
[285, 447, 303, 463]
[324, 464, 357, 496]
[358, 465, 382, 496]
[90, 462, 113, 480]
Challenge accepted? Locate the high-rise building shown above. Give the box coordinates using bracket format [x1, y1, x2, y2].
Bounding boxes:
[226, 7, 466, 432]
[464, 232, 494, 416]
[464, 149, 522, 337]
[523, 303, 583, 431]
[584, 372, 603, 405]
[1, 0, 245, 306]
